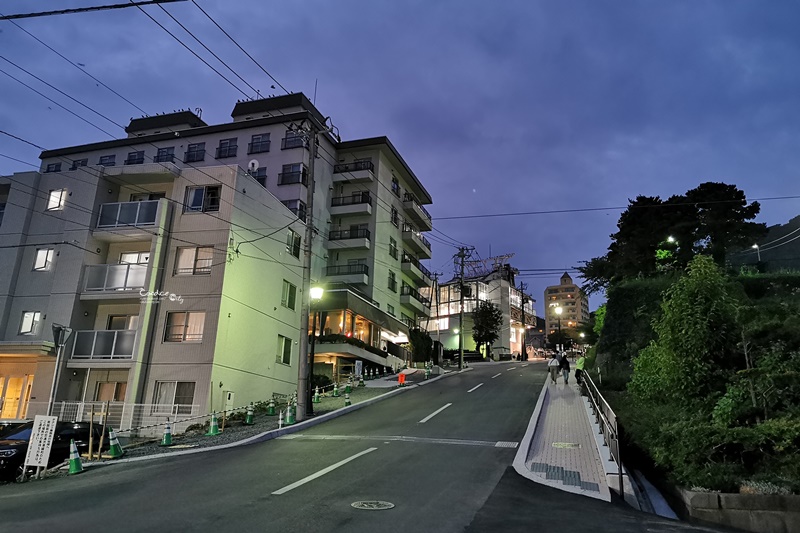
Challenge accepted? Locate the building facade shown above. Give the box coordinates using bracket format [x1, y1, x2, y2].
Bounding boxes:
[0, 94, 433, 429]
[543, 272, 590, 338]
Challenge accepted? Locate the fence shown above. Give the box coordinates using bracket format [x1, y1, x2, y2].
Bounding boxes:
[581, 372, 624, 494]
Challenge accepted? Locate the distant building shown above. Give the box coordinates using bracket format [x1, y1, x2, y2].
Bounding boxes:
[544, 273, 590, 337]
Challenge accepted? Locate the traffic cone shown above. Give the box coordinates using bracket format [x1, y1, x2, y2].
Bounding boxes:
[68, 439, 83, 475]
[285, 405, 296, 426]
[205, 412, 221, 436]
[333, 382, 340, 397]
[244, 402, 255, 425]
[159, 421, 173, 446]
[313, 387, 320, 404]
[106, 427, 124, 458]
[345, 379, 351, 394]
[267, 398, 276, 416]
[425, 366, 431, 380]
[278, 409, 284, 428]
[345, 393, 351, 406]
[359, 374, 365, 387]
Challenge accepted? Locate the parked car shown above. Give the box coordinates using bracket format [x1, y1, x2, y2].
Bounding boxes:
[0, 421, 109, 481]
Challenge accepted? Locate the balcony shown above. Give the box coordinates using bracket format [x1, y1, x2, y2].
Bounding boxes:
[330, 193, 373, 217]
[278, 171, 308, 186]
[215, 146, 238, 159]
[247, 140, 271, 154]
[401, 225, 432, 259]
[153, 153, 175, 163]
[184, 151, 205, 163]
[70, 330, 136, 362]
[324, 264, 369, 285]
[101, 162, 180, 184]
[95, 200, 160, 242]
[332, 161, 374, 183]
[403, 193, 433, 231]
[281, 136, 308, 150]
[401, 253, 432, 286]
[400, 285, 431, 316]
[81, 264, 147, 300]
[124, 156, 145, 165]
[328, 228, 371, 250]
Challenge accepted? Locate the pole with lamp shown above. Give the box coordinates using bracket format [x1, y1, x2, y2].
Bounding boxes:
[752, 244, 761, 262]
[306, 286, 324, 416]
[554, 306, 563, 354]
[47, 323, 72, 416]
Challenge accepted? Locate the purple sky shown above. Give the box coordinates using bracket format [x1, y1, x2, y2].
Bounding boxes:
[2, 0, 799, 315]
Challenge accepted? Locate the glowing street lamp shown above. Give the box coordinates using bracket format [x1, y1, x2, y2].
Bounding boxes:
[752, 244, 761, 262]
[555, 306, 563, 352]
[307, 287, 324, 416]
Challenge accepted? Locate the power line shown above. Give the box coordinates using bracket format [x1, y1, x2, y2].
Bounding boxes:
[0, 1, 187, 20]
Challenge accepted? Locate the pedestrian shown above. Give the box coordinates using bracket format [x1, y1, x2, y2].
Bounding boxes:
[560, 353, 571, 384]
[575, 354, 586, 385]
[547, 353, 560, 384]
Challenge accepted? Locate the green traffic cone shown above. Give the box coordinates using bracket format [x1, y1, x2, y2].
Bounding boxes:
[344, 393, 351, 406]
[266, 398, 276, 416]
[285, 405, 296, 425]
[68, 439, 83, 475]
[106, 427, 124, 458]
[313, 386, 320, 404]
[345, 379, 351, 394]
[359, 374, 365, 387]
[205, 412, 221, 436]
[244, 403, 255, 425]
[333, 382, 340, 397]
[160, 421, 173, 446]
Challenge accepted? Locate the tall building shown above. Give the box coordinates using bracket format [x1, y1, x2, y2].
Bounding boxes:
[544, 272, 590, 338]
[426, 262, 535, 359]
[0, 94, 433, 429]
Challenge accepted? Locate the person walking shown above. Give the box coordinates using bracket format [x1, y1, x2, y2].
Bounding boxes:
[547, 353, 560, 384]
[559, 353, 571, 384]
[575, 354, 586, 385]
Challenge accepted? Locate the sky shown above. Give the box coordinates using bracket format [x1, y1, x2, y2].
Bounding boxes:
[2, 0, 800, 316]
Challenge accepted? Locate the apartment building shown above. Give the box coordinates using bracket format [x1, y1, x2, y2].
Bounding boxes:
[544, 272, 590, 336]
[426, 263, 535, 359]
[0, 94, 433, 427]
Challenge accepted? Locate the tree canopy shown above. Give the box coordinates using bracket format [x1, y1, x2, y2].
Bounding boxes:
[472, 300, 502, 356]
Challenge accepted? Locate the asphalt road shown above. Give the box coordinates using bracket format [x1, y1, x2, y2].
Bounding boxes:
[0, 363, 734, 533]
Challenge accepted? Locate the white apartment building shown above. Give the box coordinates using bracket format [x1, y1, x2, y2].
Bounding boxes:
[0, 94, 433, 429]
[426, 263, 535, 359]
[544, 272, 590, 336]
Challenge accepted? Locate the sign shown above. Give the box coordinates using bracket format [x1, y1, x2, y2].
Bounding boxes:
[24, 415, 58, 468]
[355, 360, 363, 377]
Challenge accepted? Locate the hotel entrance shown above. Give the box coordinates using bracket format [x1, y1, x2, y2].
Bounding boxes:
[0, 374, 34, 420]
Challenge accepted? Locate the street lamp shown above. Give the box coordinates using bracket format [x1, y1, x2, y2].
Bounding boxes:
[752, 244, 761, 262]
[555, 306, 563, 353]
[48, 323, 72, 416]
[579, 332, 586, 356]
[666, 236, 677, 244]
[307, 286, 324, 416]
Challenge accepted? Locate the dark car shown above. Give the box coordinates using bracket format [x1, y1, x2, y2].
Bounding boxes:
[0, 421, 109, 481]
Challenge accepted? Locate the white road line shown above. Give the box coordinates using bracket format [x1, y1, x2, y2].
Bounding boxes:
[521, 364, 529, 367]
[271, 447, 377, 495]
[491, 373, 502, 379]
[419, 403, 452, 423]
[467, 383, 484, 393]
[506, 367, 517, 371]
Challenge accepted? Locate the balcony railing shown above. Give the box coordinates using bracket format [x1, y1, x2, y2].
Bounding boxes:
[331, 193, 372, 207]
[247, 140, 271, 154]
[215, 146, 238, 158]
[281, 137, 308, 150]
[329, 228, 371, 241]
[326, 264, 369, 276]
[403, 192, 432, 221]
[401, 285, 431, 306]
[153, 153, 175, 163]
[72, 330, 136, 360]
[124, 156, 145, 165]
[402, 252, 432, 278]
[333, 161, 374, 174]
[84, 264, 147, 292]
[402, 224, 432, 250]
[184, 151, 205, 163]
[97, 200, 158, 229]
[278, 171, 308, 186]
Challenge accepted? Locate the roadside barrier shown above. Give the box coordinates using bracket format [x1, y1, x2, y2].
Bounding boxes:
[278, 409, 284, 429]
[205, 412, 221, 436]
[333, 382, 340, 397]
[345, 393, 351, 406]
[244, 403, 255, 425]
[106, 428, 124, 459]
[68, 440, 83, 475]
[266, 398, 276, 416]
[285, 405, 296, 426]
[160, 421, 173, 446]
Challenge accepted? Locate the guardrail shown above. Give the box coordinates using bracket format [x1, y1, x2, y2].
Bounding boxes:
[581, 372, 623, 494]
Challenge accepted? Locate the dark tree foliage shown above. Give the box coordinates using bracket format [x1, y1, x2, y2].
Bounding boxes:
[472, 300, 502, 356]
[408, 328, 433, 363]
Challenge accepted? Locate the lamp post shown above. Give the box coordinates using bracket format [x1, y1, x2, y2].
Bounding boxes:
[306, 287, 324, 416]
[752, 244, 761, 262]
[579, 332, 585, 356]
[48, 323, 72, 416]
[555, 306, 563, 353]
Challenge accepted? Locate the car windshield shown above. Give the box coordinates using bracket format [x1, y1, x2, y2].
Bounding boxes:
[0, 424, 33, 441]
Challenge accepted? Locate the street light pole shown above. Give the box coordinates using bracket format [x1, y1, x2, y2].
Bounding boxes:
[555, 306, 563, 354]
[48, 323, 72, 416]
[752, 244, 761, 262]
[306, 287, 324, 416]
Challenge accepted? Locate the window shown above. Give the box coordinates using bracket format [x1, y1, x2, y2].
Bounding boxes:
[69, 159, 88, 171]
[153, 381, 195, 415]
[95, 382, 127, 402]
[33, 248, 54, 271]
[286, 229, 301, 258]
[389, 238, 398, 259]
[164, 312, 205, 342]
[282, 199, 306, 221]
[388, 270, 397, 292]
[248, 133, 271, 154]
[46, 189, 66, 211]
[184, 142, 205, 163]
[252, 167, 267, 187]
[108, 315, 139, 330]
[154, 147, 175, 163]
[279, 163, 308, 186]
[20, 311, 41, 335]
[277, 335, 292, 365]
[184, 185, 221, 213]
[0, 184, 8, 227]
[175, 246, 214, 275]
[45, 163, 61, 173]
[281, 280, 297, 310]
[387, 304, 395, 317]
[130, 192, 165, 202]
[98, 155, 116, 167]
[391, 177, 400, 197]
[390, 206, 399, 227]
[401, 313, 414, 328]
[216, 138, 238, 159]
[124, 151, 145, 165]
[281, 130, 308, 150]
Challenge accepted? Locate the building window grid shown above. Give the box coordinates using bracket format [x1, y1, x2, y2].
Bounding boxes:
[19, 311, 42, 335]
[98, 155, 116, 167]
[45, 163, 62, 173]
[184, 185, 221, 213]
[33, 248, 55, 271]
[69, 159, 88, 171]
[46, 189, 66, 211]
[174, 246, 214, 275]
[184, 143, 206, 163]
[281, 280, 297, 310]
[216, 138, 238, 159]
[125, 151, 145, 165]
[164, 311, 205, 342]
[286, 229, 301, 258]
[154, 147, 175, 163]
[248, 134, 271, 154]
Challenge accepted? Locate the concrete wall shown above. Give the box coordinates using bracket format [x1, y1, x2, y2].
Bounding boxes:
[675, 488, 799, 533]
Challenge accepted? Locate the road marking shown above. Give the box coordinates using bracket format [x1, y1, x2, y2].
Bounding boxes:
[521, 364, 529, 367]
[491, 373, 502, 379]
[507, 367, 517, 371]
[271, 447, 377, 495]
[467, 383, 484, 393]
[419, 403, 452, 423]
[495, 441, 519, 448]
[282, 434, 518, 448]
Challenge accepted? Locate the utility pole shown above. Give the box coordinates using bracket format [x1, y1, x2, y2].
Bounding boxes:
[455, 247, 472, 370]
[519, 281, 527, 362]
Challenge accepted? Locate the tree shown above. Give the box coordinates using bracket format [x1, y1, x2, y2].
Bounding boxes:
[408, 328, 433, 363]
[472, 300, 502, 358]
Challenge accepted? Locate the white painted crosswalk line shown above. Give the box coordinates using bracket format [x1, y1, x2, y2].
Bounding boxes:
[419, 403, 452, 423]
[507, 367, 517, 371]
[272, 447, 377, 495]
[467, 383, 484, 393]
[491, 373, 502, 379]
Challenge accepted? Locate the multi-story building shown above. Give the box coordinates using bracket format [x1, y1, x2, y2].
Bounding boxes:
[0, 94, 433, 429]
[426, 263, 535, 359]
[544, 272, 590, 337]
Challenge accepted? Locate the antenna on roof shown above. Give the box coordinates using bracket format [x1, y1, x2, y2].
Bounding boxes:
[195, 108, 202, 118]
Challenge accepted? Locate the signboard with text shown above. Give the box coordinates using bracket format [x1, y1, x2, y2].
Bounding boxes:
[24, 415, 58, 468]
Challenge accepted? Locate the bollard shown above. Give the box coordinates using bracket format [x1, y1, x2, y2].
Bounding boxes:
[333, 382, 340, 397]
[359, 374, 365, 387]
[278, 409, 284, 429]
[345, 378, 352, 394]
[159, 420, 173, 446]
[267, 398, 276, 416]
[344, 393, 351, 406]
[244, 402, 255, 425]
[285, 404, 296, 426]
[313, 386, 320, 403]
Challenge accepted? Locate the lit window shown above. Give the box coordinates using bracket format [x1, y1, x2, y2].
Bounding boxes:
[20, 311, 41, 335]
[277, 335, 292, 365]
[164, 312, 205, 342]
[281, 280, 297, 310]
[46, 189, 66, 210]
[286, 229, 301, 258]
[175, 246, 213, 275]
[33, 248, 54, 271]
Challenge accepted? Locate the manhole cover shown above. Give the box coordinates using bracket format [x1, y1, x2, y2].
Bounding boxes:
[351, 501, 395, 511]
[552, 442, 580, 449]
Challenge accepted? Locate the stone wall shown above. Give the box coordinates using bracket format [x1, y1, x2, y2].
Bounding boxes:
[675, 488, 799, 533]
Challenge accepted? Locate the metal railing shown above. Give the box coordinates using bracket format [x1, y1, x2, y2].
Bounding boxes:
[278, 171, 308, 186]
[97, 200, 158, 229]
[71, 330, 136, 359]
[582, 372, 624, 494]
[42, 401, 202, 437]
[247, 140, 271, 154]
[403, 192, 432, 221]
[401, 252, 432, 278]
[153, 153, 175, 163]
[281, 136, 307, 150]
[402, 224, 432, 250]
[215, 146, 238, 158]
[84, 263, 147, 292]
[329, 228, 371, 241]
[183, 150, 205, 163]
[401, 284, 430, 306]
[325, 264, 369, 276]
[333, 160, 374, 173]
[331, 193, 372, 207]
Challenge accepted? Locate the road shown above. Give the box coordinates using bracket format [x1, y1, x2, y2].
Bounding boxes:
[0, 363, 733, 532]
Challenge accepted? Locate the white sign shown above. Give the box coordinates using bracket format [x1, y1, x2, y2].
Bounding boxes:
[24, 415, 58, 468]
[355, 360, 363, 377]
